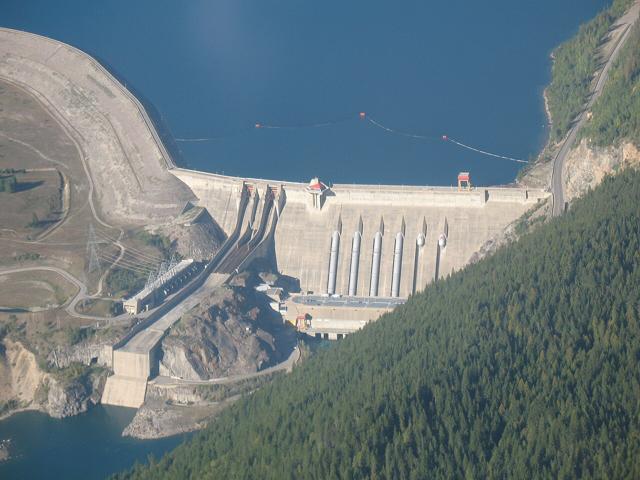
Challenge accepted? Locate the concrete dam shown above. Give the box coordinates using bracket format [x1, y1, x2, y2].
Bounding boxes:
[172, 169, 548, 300]
[0, 26, 551, 407]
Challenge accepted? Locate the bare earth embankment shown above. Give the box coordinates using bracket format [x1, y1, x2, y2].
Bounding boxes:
[0, 27, 203, 420]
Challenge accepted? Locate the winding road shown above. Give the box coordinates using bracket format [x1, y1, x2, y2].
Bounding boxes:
[551, 1, 640, 216]
[0, 76, 128, 296]
[0, 266, 127, 321]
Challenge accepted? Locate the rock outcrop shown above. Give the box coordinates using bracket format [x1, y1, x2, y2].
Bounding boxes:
[0, 338, 106, 419]
[122, 398, 229, 439]
[44, 376, 90, 418]
[45, 342, 112, 369]
[159, 286, 277, 381]
[0, 338, 44, 409]
[563, 140, 640, 202]
[44, 370, 104, 418]
[157, 206, 227, 261]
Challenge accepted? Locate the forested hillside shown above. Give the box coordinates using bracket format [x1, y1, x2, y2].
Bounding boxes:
[116, 169, 640, 479]
[580, 23, 640, 146]
[546, 0, 633, 142]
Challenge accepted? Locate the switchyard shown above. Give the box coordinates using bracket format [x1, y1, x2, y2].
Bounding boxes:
[123, 258, 202, 315]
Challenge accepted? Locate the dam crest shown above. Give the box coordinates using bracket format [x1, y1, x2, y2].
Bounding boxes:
[171, 168, 548, 301]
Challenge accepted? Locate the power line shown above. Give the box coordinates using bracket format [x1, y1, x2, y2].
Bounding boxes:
[94, 230, 164, 263]
[86, 224, 101, 274]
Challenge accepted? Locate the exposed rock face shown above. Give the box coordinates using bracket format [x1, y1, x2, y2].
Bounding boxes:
[44, 369, 105, 418]
[159, 286, 277, 381]
[44, 377, 90, 418]
[122, 399, 226, 439]
[0, 439, 11, 463]
[0, 338, 106, 419]
[157, 207, 227, 261]
[123, 384, 219, 439]
[563, 140, 640, 202]
[46, 342, 112, 369]
[0, 339, 44, 408]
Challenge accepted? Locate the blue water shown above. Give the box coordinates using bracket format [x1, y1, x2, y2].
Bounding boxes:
[0, 406, 186, 479]
[3, 0, 610, 186]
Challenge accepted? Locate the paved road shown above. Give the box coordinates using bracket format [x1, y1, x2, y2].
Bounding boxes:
[293, 295, 406, 309]
[552, 1, 640, 216]
[120, 273, 228, 354]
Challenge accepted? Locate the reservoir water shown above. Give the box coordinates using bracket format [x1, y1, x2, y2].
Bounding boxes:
[3, 0, 609, 186]
[0, 1, 612, 478]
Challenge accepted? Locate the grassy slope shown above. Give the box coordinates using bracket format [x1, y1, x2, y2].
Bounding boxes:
[115, 167, 640, 479]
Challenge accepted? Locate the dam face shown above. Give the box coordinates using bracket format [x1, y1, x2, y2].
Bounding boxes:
[172, 169, 548, 299]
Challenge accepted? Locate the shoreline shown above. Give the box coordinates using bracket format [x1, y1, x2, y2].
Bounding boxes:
[0, 405, 43, 424]
[1, 27, 533, 191]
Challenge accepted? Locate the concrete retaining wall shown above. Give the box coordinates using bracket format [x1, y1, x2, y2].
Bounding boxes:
[113, 350, 151, 379]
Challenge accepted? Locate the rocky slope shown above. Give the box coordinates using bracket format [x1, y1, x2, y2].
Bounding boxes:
[159, 286, 279, 381]
[563, 139, 640, 202]
[0, 338, 107, 419]
[157, 206, 227, 261]
[476, 138, 640, 262]
[123, 371, 283, 439]
[45, 341, 112, 369]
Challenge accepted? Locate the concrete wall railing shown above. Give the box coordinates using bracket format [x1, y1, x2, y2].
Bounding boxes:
[172, 167, 549, 212]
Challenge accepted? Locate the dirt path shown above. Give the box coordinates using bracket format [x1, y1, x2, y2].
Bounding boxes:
[0, 266, 128, 321]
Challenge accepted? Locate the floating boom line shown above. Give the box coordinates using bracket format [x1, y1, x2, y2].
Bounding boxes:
[254, 112, 359, 130]
[175, 137, 217, 142]
[365, 116, 439, 141]
[175, 113, 358, 142]
[174, 110, 528, 164]
[443, 136, 528, 164]
[365, 114, 527, 163]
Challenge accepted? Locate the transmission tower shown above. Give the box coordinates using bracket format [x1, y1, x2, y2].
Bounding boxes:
[87, 224, 101, 274]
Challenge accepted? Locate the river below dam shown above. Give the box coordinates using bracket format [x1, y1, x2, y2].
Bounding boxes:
[0, 406, 186, 479]
[0, 1, 613, 478]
